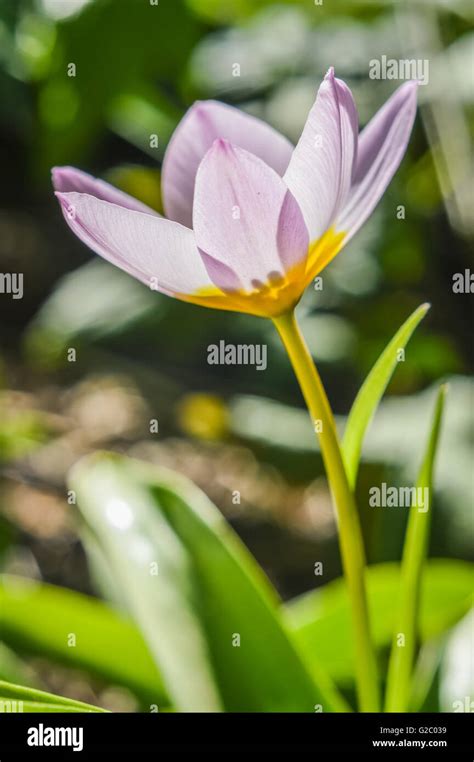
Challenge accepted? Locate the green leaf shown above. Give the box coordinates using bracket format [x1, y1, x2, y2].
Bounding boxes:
[71, 456, 223, 712]
[0, 575, 167, 706]
[285, 560, 473, 685]
[0, 680, 105, 713]
[342, 303, 430, 488]
[0, 643, 34, 687]
[70, 452, 346, 712]
[385, 384, 447, 711]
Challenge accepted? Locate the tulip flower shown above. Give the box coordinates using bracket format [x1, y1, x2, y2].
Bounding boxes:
[53, 68, 416, 319]
[52, 68, 417, 713]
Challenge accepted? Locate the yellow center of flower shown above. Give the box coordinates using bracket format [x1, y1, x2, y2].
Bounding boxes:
[180, 227, 346, 317]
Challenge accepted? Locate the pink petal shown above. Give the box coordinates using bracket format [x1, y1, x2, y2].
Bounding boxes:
[192, 139, 309, 292]
[337, 81, 418, 240]
[52, 166, 160, 216]
[162, 100, 294, 228]
[284, 68, 358, 241]
[55, 192, 212, 296]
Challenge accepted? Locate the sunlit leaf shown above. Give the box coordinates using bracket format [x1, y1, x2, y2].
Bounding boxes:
[70, 452, 347, 712]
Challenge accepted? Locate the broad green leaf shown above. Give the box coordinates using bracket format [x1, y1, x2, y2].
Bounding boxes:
[342, 303, 430, 488]
[0, 680, 105, 713]
[70, 452, 347, 712]
[285, 560, 473, 685]
[385, 385, 447, 711]
[0, 575, 167, 706]
[71, 456, 223, 712]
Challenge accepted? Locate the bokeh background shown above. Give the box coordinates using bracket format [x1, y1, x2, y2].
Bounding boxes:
[0, 0, 472, 711]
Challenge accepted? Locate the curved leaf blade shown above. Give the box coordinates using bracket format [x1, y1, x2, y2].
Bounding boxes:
[385, 384, 447, 711]
[342, 303, 430, 488]
[0, 680, 105, 713]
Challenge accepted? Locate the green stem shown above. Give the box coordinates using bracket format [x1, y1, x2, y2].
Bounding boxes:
[273, 310, 379, 712]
